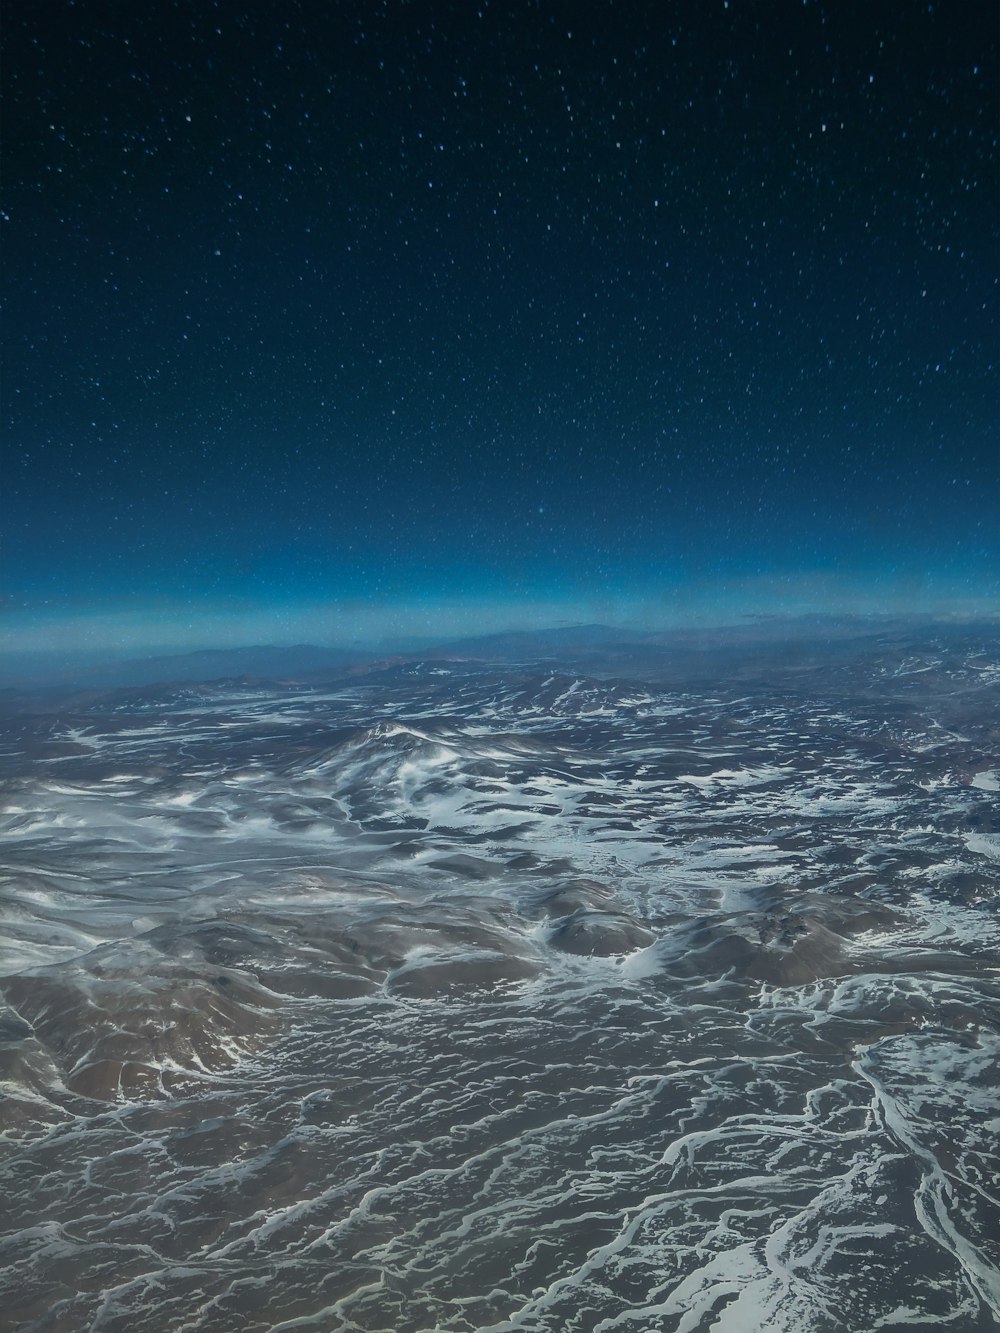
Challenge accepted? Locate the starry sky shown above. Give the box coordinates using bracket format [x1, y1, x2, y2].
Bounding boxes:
[3, 0, 998, 658]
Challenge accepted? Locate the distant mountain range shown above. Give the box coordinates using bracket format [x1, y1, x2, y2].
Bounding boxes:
[2, 615, 996, 694]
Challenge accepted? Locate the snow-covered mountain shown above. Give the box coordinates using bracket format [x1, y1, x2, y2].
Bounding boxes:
[1, 630, 998, 1330]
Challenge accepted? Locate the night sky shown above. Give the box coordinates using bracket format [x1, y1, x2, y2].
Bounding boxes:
[3, 0, 998, 657]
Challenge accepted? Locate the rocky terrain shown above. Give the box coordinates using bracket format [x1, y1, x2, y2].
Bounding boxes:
[1, 624, 998, 1330]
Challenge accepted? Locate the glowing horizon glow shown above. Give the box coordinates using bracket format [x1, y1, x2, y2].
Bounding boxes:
[4, 567, 998, 664]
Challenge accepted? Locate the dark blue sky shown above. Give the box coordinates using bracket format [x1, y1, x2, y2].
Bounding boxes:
[3, 0, 997, 655]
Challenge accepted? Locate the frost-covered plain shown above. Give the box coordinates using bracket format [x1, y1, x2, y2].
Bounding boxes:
[1, 641, 998, 1331]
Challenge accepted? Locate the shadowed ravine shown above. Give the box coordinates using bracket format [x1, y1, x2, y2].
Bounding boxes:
[1, 640, 999, 1331]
